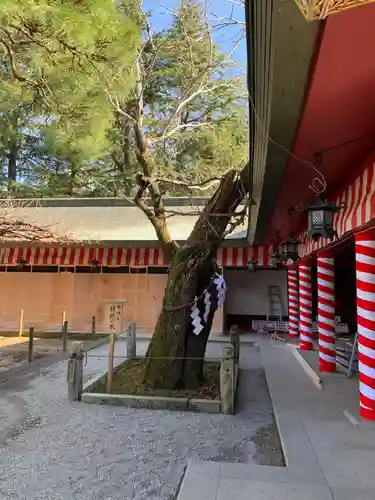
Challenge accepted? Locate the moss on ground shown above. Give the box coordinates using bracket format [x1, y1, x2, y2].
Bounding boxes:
[94, 359, 221, 400]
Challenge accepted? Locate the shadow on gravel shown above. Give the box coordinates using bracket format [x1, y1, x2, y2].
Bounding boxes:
[1, 413, 41, 446]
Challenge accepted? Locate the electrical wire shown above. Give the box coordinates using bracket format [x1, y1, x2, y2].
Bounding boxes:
[248, 92, 327, 195]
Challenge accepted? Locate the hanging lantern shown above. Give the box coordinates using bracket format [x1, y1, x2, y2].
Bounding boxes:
[17, 257, 27, 269]
[306, 197, 343, 242]
[280, 238, 300, 262]
[247, 259, 257, 273]
[271, 252, 283, 270]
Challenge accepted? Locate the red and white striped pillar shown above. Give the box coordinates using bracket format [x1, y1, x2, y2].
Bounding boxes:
[287, 268, 299, 338]
[317, 250, 336, 372]
[298, 261, 314, 350]
[355, 231, 375, 421]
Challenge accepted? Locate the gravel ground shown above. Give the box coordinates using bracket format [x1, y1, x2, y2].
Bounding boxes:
[0, 339, 282, 500]
[0, 336, 108, 374]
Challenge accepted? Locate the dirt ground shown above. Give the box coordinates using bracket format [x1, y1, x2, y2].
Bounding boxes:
[252, 420, 286, 466]
[0, 336, 68, 373]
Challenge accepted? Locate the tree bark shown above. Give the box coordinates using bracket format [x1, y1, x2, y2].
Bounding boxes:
[7, 136, 18, 193]
[143, 164, 250, 389]
[67, 164, 77, 196]
[7, 113, 19, 193]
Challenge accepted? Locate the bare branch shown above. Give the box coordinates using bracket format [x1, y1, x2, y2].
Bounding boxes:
[135, 0, 155, 51]
[155, 0, 178, 17]
[134, 58, 144, 128]
[151, 1, 219, 137]
[209, 0, 246, 63]
[223, 0, 245, 8]
[149, 122, 212, 144]
[162, 82, 236, 136]
[224, 34, 245, 62]
[163, 206, 249, 219]
[108, 92, 137, 125]
[211, 13, 245, 27]
[153, 174, 222, 192]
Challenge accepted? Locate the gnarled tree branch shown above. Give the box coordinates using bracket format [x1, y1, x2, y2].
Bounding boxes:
[145, 173, 222, 192]
[188, 162, 251, 246]
[149, 122, 212, 144]
[134, 174, 179, 259]
[0, 35, 38, 85]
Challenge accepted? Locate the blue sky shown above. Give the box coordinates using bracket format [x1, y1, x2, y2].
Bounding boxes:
[143, 0, 247, 69]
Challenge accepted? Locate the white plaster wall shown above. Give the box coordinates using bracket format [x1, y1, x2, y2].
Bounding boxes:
[224, 269, 288, 316]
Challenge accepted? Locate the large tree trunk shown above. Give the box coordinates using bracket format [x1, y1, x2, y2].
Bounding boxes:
[7, 113, 19, 193]
[144, 245, 217, 389]
[7, 137, 18, 193]
[144, 165, 250, 389]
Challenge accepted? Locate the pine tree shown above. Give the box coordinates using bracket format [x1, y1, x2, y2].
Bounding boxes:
[0, 0, 139, 191]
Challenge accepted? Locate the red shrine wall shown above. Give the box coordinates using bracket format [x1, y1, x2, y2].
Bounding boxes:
[0, 243, 280, 335]
[0, 272, 224, 335]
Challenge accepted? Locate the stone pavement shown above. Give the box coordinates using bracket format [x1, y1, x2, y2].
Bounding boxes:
[178, 336, 375, 500]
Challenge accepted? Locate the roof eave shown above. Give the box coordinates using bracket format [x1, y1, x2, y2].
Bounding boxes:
[246, 0, 322, 245]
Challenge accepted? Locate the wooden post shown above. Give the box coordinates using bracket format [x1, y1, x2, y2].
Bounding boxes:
[220, 344, 235, 414]
[92, 315, 96, 335]
[107, 333, 116, 393]
[229, 325, 240, 386]
[62, 320, 68, 352]
[230, 325, 240, 363]
[67, 341, 84, 401]
[28, 327, 34, 363]
[19, 309, 24, 337]
[62, 310, 66, 326]
[127, 322, 136, 359]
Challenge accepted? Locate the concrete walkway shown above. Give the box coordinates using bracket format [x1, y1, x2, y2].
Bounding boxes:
[178, 337, 375, 500]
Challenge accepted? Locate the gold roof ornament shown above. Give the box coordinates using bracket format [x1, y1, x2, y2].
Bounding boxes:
[295, 0, 375, 21]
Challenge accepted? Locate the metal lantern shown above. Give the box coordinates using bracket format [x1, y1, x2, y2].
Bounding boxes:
[306, 197, 342, 242]
[280, 238, 300, 262]
[271, 252, 283, 270]
[247, 259, 257, 273]
[17, 257, 27, 269]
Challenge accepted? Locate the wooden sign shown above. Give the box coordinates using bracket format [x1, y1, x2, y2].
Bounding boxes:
[103, 299, 127, 334]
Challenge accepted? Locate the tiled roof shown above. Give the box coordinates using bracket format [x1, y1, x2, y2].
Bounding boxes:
[0, 198, 247, 243]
